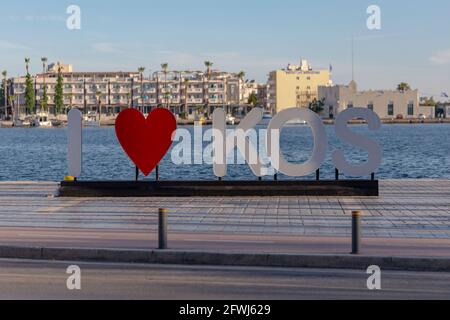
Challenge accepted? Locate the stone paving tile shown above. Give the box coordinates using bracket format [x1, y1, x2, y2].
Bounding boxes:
[0, 180, 449, 239]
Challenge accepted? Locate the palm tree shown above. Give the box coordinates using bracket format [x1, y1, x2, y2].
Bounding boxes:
[67, 93, 73, 114]
[161, 63, 169, 108]
[126, 92, 131, 108]
[138, 67, 145, 113]
[204, 61, 213, 75]
[41, 57, 48, 113]
[397, 82, 411, 92]
[2, 70, 7, 118]
[237, 71, 245, 80]
[24, 58, 31, 74]
[8, 95, 16, 121]
[183, 78, 190, 117]
[237, 71, 246, 105]
[96, 90, 102, 121]
[204, 61, 213, 116]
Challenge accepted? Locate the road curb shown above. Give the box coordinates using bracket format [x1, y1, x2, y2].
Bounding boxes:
[0, 245, 449, 272]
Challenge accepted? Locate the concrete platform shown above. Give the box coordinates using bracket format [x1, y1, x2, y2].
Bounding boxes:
[58, 180, 379, 197]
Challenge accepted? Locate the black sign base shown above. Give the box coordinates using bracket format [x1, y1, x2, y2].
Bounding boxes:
[58, 180, 379, 197]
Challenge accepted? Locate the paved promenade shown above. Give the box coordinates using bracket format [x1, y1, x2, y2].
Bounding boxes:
[0, 180, 449, 257]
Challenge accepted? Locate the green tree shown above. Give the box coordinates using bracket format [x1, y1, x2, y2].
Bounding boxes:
[397, 82, 411, 92]
[54, 63, 64, 116]
[247, 92, 258, 107]
[308, 98, 325, 114]
[24, 58, 35, 115]
[420, 96, 437, 107]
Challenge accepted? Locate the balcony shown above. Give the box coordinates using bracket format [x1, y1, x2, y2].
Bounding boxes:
[208, 88, 224, 93]
[160, 88, 179, 94]
[208, 98, 223, 104]
[187, 98, 203, 104]
[188, 88, 203, 93]
[111, 99, 129, 104]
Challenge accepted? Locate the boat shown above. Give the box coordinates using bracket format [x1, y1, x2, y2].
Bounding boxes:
[83, 111, 100, 127]
[51, 119, 64, 128]
[35, 112, 53, 128]
[226, 114, 236, 125]
[12, 119, 31, 128]
[286, 119, 307, 125]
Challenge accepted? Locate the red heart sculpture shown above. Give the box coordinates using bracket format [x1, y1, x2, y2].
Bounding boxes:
[115, 108, 177, 176]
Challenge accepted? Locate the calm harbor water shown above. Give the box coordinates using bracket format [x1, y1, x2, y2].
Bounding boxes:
[0, 124, 449, 181]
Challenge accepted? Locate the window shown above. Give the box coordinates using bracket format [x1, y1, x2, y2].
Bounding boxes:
[388, 102, 394, 116]
[407, 101, 414, 116]
[347, 102, 354, 109]
[367, 102, 374, 111]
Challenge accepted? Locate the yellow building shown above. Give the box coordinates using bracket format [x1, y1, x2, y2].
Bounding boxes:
[267, 59, 332, 113]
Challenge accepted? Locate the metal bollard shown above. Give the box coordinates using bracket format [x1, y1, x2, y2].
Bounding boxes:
[158, 208, 168, 249]
[351, 210, 362, 254]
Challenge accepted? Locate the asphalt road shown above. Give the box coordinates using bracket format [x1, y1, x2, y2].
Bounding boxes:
[0, 259, 449, 300]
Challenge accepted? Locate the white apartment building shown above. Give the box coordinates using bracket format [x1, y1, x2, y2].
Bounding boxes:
[10, 64, 258, 118]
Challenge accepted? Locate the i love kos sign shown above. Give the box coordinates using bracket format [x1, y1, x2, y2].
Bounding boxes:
[67, 107, 382, 179]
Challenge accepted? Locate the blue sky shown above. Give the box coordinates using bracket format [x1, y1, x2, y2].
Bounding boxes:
[0, 0, 449, 97]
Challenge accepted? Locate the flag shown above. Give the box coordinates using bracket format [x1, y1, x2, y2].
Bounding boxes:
[329, 64, 333, 73]
[442, 92, 449, 98]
